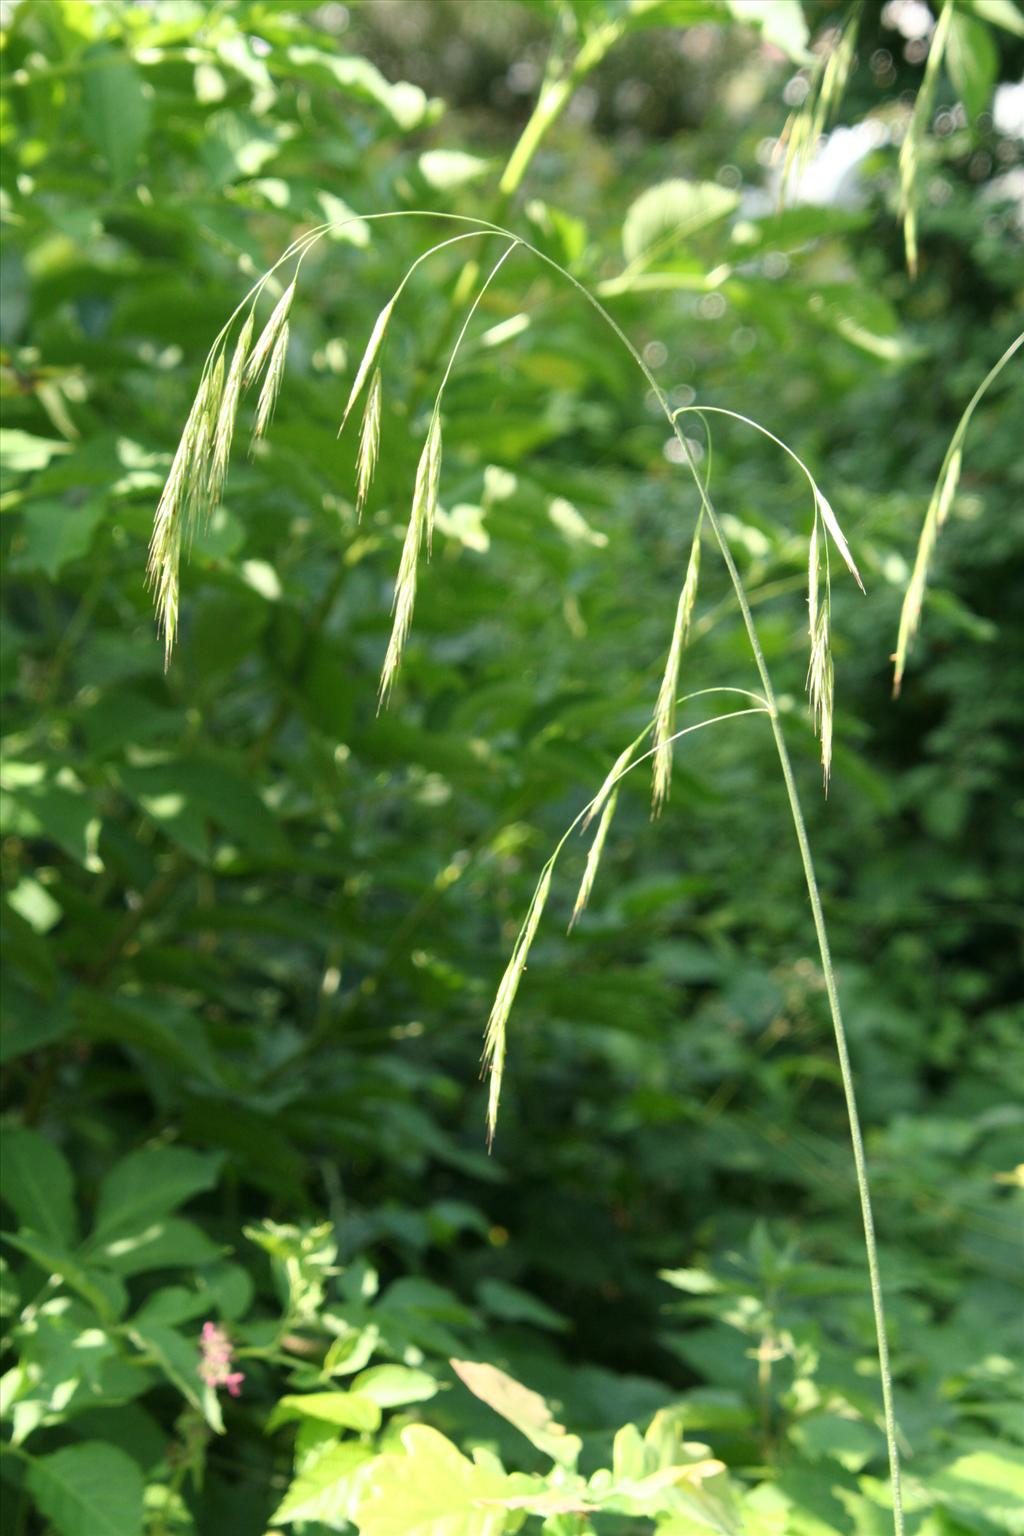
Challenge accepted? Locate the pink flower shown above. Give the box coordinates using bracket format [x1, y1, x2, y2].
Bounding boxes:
[198, 1320, 244, 1398]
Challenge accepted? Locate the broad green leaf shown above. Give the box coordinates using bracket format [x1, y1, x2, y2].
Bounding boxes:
[791, 1412, 882, 1473]
[476, 1277, 568, 1331]
[95, 1217, 223, 1276]
[271, 1431, 373, 1526]
[15, 498, 105, 577]
[2, 1127, 77, 1246]
[281, 48, 431, 129]
[725, 0, 810, 61]
[2, 768, 103, 870]
[0, 430, 72, 473]
[82, 47, 152, 183]
[267, 1391, 382, 1433]
[927, 1447, 1024, 1529]
[127, 1322, 223, 1429]
[419, 150, 494, 190]
[3, 1231, 127, 1320]
[27, 1442, 144, 1536]
[966, 0, 1024, 36]
[947, 11, 999, 119]
[354, 1424, 539, 1536]
[89, 1147, 223, 1244]
[450, 1359, 582, 1469]
[350, 1364, 440, 1407]
[622, 180, 739, 265]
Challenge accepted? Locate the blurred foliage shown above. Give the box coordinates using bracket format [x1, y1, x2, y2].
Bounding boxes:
[1, 0, 1022, 1532]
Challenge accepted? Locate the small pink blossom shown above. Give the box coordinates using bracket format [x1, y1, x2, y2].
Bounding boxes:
[198, 1321, 244, 1398]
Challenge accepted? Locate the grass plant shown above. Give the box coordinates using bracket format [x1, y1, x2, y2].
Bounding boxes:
[150, 209, 913, 1532]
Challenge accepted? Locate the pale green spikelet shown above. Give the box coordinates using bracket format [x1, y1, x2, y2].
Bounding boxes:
[893, 332, 1021, 695]
[807, 516, 820, 641]
[814, 487, 863, 593]
[209, 310, 254, 503]
[781, 17, 859, 196]
[898, 0, 953, 276]
[148, 366, 221, 662]
[652, 517, 702, 811]
[245, 279, 296, 388]
[422, 411, 442, 554]
[378, 412, 443, 704]
[583, 742, 635, 831]
[893, 445, 960, 696]
[483, 861, 554, 1148]
[253, 321, 289, 442]
[340, 297, 395, 434]
[807, 599, 834, 788]
[356, 366, 382, 519]
[570, 790, 617, 930]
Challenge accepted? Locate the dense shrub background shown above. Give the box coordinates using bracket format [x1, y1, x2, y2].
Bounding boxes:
[1, 1, 1022, 1531]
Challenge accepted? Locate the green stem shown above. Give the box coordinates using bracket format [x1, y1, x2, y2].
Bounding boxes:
[498, 17, 622, 199]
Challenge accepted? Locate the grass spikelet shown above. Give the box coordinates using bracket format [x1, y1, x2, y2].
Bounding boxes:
[483, 861, 554, 1149]
[898, 0, 953, 276]
[355, 366, 382, 518]
[340, 297, 395, 435]
[570, 791, 616, 930]
[583, 743, 635, 830]
[893, 331, 1021, 695]
[253, 322, 289, 442]
[892, 446, 959, 697]
[652, 516, 702, 811]
[148, 366, 221, 662]
[209, 310, 254, 502]
[780, 18, 858, 196]
[378, 411, 443, 704]
[814, 487, 863, 593]
[807, 516, 820, 639]
[245, 279, 296, 388]
[808, 600, 834, 788]
[422, 411, 443, 554]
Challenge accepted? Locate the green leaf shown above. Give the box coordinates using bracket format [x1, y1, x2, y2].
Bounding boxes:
[16, 498, 105, 577]
[965, 0, 1024, 36]
[27, 1442, 144, 1536]
[267, 1391, 382, 1433]
[725, 0, 810, 61]
[3, 1231, 127, 1319]
[2, 1127, 77, 1246]
[947, 11, 999, 119]
[128, 1322, 223, 1429]
[350, 1364, 440, 1407]
[0, 430, 73, 473]
[354, 1424, 540, 1536]
[281, 48, 431, 129]
[450, 1360, 582, 1469]
[88, 1147, 223, 1244]
[927, 1447, 1024, 1529]
[271, 1430, 373, 1527]
[95, 1216, 223, 1276]
[82, 47, 152, 183]
[622, 180, 739, 265]
[419, 150, 494, 190]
